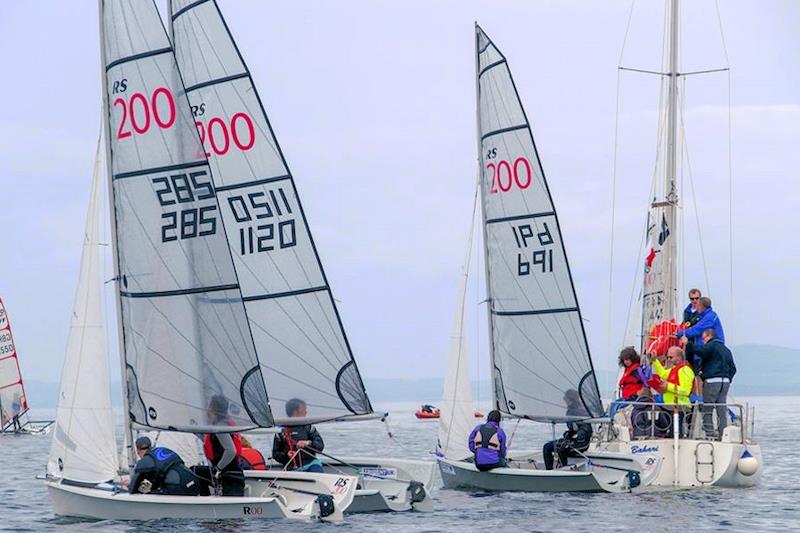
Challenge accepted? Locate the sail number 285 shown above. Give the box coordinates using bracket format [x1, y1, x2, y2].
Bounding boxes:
[486, 153, 532, 194]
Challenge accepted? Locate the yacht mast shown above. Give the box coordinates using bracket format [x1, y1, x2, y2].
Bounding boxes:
[662, 0, 680, 320]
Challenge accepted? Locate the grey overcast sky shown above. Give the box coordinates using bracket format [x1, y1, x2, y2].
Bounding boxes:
[0, 1, 798, 385]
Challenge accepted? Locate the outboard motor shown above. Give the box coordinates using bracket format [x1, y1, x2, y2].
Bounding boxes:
[316, 494, 335, 518]
[407, 480, 426, 503]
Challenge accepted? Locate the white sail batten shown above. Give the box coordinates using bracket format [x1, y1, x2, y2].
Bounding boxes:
[0, 297, 28, 429]
[437, 189, 480, 461]
[476, 26, 602, 422]
[169, 0, 372, 421]
[100, 0, 272, 432]
[48, 140, 118, 483]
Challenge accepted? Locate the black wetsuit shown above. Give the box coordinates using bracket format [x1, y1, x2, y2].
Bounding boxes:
[129, 447, 199, 495]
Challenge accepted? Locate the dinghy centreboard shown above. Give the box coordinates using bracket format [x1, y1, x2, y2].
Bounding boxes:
[168, 0, 434, 512]
[436, 25, 657, 493]
[44, 0, 358, 521]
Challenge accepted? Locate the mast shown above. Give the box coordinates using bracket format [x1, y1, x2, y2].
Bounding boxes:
[97, 0, 134, 472]
[474, 23, 499, 412]
[663, 0, 680, 320]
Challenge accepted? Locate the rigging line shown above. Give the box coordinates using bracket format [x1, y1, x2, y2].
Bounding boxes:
[181, 15, 351, 361]
[606, 0, 636, 400]
[677, 98, 711, 296]
[714, 0, 735, 338]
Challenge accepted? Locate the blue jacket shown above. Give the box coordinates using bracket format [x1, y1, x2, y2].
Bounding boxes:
[468, 421, 507, 468]
[677, 307, 725, 345]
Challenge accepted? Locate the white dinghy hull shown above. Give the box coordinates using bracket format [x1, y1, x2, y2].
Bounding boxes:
[321, 456, 435, 513]
[249, 457, 436, 513]
[438, 451, 657, 494]
[47, 471, 358, 522]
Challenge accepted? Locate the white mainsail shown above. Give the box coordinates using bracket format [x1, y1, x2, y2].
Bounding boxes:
[47, 140, 118, 483]
[100, 0, 272, 433]
[169, 0, 372, 423]
[437, 190, 480, 461]
[475, 25, 602, 422]
[0, 297, 28, 428]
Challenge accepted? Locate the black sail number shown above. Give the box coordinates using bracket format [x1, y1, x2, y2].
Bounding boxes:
[512, 222, 555, 275]
[153, 170, 217, 242]
[226, 187, 297, 255]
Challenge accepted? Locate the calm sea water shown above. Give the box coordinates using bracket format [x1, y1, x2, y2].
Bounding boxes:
[1, 396, 797, 532]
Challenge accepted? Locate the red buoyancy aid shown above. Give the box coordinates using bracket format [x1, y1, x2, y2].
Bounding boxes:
[618, 362, 644, 399]
[240, 447, 266, 470]
[667, 361, 690, 387]
[203, 432, 243, 468]
[646, 319, 681, 357]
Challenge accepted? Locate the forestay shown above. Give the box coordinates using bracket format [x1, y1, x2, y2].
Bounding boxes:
[0, 297, 28, 429]
[48, 140, 118, 483]
[170, 0, 372, 423]
[475, 26, 602, 422]
[100, 0, 272, 432]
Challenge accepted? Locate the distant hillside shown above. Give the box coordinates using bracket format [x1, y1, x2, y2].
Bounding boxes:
[21, 344, 798, 408]
[728, 344, 800, 395]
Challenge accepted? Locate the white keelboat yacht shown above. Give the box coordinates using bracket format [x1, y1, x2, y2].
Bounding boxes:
[588, 0, 762, 488]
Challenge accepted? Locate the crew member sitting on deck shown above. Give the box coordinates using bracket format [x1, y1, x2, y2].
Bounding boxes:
[272, 398, 325, 473]
[468, 410, 508, 471]
[127, 436, 199, 495]
[543, 389, 593, 470]
[192, 394, 246, 496]
[239, 435, 267, 470]
[617, 346, 646, 401]
[649, 346, 695, 437]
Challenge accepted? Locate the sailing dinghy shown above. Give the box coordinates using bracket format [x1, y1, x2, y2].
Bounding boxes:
[44, 0, 358, 521]
[168, 0, 435, 512]
[588, 0, 762, 488]
[0, 297, 53, 435]
[436, 25, 658, 493]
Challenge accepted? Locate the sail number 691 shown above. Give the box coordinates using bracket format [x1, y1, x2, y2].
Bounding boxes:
[486, 157, 532, 194]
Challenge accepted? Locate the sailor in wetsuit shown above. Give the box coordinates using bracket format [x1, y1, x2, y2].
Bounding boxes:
[272, 398, 325, 473]
[191, 394, 246, 496]
[128, 436, 199, 495]
[468, 410, 508, 471]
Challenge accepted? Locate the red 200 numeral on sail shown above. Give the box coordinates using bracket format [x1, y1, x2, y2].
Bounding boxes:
[114, 87, 257, 157]
[195, 113, 256, 157]
[114, 87, 176, 139]
[486, 157, 532, 193]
